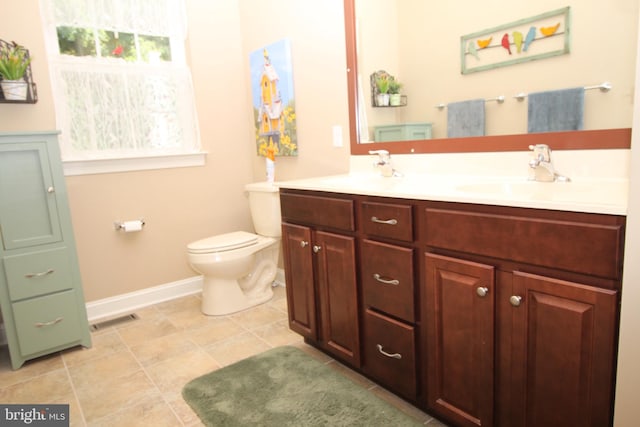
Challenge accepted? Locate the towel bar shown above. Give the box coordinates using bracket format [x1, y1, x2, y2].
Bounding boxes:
[514, 82, 612, 101]
[435, 95, 504, 110]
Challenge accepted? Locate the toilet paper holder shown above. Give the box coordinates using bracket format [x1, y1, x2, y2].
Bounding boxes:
[114, 219, 145, 232]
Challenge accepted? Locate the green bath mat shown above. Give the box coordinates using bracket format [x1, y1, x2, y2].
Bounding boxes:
[182, 345, 423, 426]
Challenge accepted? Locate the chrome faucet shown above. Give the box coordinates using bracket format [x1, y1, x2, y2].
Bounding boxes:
[369, 149, 397, 177]
[528, 144, 570, 182]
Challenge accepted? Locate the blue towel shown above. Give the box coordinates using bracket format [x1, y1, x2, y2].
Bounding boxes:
[447, 99, 485, 138]
[527, 87, 585, 133]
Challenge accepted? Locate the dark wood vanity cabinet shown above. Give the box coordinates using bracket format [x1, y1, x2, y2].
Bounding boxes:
[422, 202, 624, 427]
[280, 191, 360, 368]
[280, 189, 624, 427]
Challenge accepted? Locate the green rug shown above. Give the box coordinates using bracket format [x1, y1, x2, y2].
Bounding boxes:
[182, 345, 423, 426]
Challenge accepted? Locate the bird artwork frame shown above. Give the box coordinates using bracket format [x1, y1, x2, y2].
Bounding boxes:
[460, 6, 571, 75]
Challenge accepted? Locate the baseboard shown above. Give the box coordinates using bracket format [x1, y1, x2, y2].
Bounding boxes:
[84, 268, 286, 322]
[85, 276, 203, 322]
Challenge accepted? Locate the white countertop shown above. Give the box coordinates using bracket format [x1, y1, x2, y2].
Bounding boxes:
[277, 172, 628, 216]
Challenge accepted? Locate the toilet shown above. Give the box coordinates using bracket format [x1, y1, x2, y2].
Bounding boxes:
[187, 182, 281, 315]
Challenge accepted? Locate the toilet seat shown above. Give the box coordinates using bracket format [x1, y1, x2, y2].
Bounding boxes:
[187, 231, 259, 254]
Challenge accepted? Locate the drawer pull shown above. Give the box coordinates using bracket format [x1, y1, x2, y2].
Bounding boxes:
[476, 287, 489, 297]
[313, 245, 322, 253]
[35, 317, 64, 328]
[25, 269, 55, 278]
[377, 344, 402, 359]
[300, 240, 309, 248]
[373, 273, 399, 286]
[371, 216, 398, 225]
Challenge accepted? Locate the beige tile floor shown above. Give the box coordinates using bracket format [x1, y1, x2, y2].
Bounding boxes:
[0, 285, 446, 426]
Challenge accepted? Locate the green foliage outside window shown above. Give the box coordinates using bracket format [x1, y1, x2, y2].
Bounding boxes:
[56, 26, 171, 62]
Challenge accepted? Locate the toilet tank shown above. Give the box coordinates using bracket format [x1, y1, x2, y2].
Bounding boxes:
[245, 182, 282, 238]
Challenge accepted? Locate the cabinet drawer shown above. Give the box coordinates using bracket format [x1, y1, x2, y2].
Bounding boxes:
[3, 247, 73, 301]
[424, 206, 624, 280]
[13, 290, 84, 356]
[363, 309, 416, 400]
[280, 193, 355, 231]
[361, 239, 415, 322]
[361, 201, 413, 242]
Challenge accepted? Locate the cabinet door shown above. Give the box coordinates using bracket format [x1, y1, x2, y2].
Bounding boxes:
[0, 142, 62, 250]
[425, 253, 495, 427]
[509, 271, 618, 427]
[315, 230, 360, 367]
[282, 223, 317, 340]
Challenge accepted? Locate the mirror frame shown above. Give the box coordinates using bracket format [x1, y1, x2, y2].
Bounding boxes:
[344, 0, 631, 155]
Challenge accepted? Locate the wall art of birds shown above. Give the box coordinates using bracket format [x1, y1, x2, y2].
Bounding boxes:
[523, 26, 536, 52]
[540, 22, 561, 36]
[501, 33, 511, 54]
[467, 41, 479, 59]
[477, 37, 492, 49]
[512, 31, 523, 53]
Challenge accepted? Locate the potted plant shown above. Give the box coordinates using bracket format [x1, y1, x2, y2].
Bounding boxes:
[375, 75, 390, 106]
[388, 78, 403, 106]
[0, 42, 31, 101]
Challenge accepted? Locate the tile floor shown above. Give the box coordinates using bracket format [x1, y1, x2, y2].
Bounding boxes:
[0, 285, 446, 426]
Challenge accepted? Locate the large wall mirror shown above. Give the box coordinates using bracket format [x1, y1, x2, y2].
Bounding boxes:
[345, 0, 635, 155]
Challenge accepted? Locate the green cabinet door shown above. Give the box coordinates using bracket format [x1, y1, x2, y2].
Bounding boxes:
[0, 142, 62, 250]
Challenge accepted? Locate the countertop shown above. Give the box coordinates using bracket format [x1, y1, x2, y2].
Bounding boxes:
[276, 173, 628, 215]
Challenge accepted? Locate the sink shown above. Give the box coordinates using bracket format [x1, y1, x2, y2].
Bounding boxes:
[454, 179, 626, 204]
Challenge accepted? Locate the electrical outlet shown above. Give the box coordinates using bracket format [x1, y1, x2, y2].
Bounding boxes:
[332, 125, 343, 147]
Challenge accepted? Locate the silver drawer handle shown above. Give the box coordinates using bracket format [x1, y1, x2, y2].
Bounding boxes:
[377, 344, 402, 359]
[371, 216, 398, 225]
[35, 317, 64, 327]
[25, 269, 55, 278]
[373, 273, 399, 285]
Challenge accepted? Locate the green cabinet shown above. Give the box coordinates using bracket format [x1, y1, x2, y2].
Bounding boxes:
[0, 132, 91, 369]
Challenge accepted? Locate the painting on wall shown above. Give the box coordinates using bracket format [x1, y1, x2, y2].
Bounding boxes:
[461, 7, 571, 74]
[249, 38, 298, 157]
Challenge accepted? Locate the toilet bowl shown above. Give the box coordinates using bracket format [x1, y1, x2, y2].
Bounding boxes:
[187, 182, 281, 315]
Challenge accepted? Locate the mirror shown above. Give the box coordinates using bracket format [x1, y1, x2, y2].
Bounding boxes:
[345, 0, 634, 155]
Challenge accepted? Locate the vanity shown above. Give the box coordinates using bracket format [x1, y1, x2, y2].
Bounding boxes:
[278, 161, 626, 427]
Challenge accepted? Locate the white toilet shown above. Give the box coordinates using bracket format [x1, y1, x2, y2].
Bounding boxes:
[187, 182, 281, 315]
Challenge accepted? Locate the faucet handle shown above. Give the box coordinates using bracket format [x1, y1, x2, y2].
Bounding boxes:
[528, 144, 551, 162]
[369, 149, 391, 165]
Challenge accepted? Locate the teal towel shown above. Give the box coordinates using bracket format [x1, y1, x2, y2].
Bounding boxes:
[528, 87, 585, 133]
[447, 99, 485, 138]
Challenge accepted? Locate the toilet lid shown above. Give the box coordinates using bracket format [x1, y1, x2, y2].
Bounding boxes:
[187, 231, 259, 254]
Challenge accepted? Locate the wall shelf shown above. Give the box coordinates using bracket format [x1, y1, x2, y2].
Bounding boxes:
[0, 39, 38, 104]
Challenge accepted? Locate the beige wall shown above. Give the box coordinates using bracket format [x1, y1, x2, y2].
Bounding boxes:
[239, 0, 351, 181]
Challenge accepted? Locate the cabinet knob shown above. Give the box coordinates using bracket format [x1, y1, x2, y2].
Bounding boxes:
[313, 245, 322, 253]
[47, 186, 55, 193]
[510, 295, 523, 307]
[476, 287, 489, 297]
[300, 241, 309, 248]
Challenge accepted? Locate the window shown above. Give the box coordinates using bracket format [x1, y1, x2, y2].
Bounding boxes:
[40, 0, 202, 174]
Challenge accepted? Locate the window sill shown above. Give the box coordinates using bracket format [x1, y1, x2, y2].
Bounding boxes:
[62, 152, 207, 176]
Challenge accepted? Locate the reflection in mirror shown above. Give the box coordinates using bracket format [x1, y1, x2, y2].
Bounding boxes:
[345, 0, 636, 154]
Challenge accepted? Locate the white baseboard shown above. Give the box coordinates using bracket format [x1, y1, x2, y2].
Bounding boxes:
[85, 276, 203, 322]
[85, 268, 286, 323]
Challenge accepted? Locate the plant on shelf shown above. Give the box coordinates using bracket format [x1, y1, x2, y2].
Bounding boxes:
[375, 74, 390, 106]
[0, 41, 32, 101]
[388, 78, 403, 106]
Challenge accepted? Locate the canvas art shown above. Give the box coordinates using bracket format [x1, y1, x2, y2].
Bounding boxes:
[250, 38, 297, 157]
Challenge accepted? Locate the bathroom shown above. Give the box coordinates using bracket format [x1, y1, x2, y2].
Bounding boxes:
[0, 0, 639, 425]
